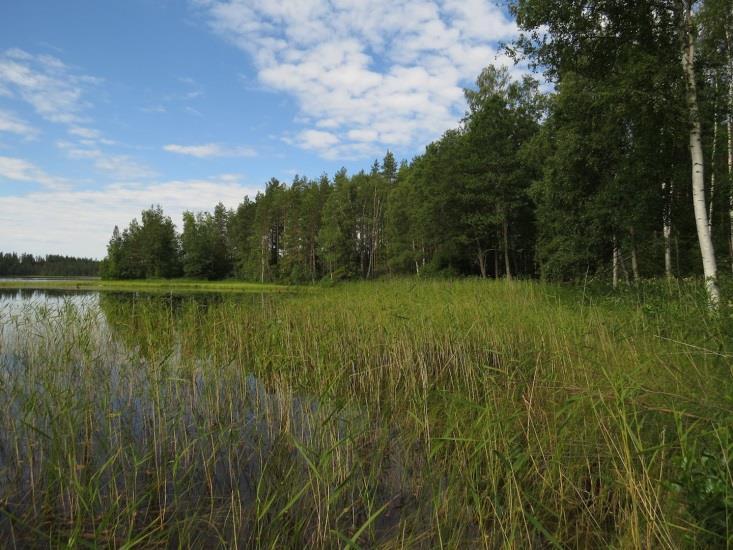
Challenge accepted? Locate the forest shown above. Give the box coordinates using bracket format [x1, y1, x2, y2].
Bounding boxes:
[0, 251, 100, 277]
[101, 0, 732, 307]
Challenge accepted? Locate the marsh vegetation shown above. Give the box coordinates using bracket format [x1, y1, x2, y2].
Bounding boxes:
[0, 279, 731, 547]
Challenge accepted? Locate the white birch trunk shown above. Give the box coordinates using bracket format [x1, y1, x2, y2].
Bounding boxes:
[663, 182, 674, 280]
[682, 2, 720, 308]
[502, 217, 512, 281]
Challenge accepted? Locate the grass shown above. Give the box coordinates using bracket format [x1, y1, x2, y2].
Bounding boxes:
[0, 278, 731, 547]
[0, 277, 293, 293]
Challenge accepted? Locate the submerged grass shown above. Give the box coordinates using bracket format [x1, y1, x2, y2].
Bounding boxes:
[0, 278, 731, 548]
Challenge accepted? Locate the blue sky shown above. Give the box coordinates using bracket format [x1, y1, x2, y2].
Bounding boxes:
[0, 0, 519, 258]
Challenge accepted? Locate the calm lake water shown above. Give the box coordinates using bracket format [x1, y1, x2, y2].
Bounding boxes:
[0, 286, 98, 307]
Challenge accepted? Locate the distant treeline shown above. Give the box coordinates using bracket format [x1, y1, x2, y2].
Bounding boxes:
[0, 252, 100, 277]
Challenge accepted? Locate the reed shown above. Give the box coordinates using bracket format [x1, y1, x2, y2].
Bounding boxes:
[0, 278, 730, 547]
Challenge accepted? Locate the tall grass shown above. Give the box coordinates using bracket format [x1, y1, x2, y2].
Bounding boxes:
[0, 279, 731, 547]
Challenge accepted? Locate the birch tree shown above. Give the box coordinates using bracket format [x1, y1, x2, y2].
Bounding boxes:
[681, 0, 720, 307]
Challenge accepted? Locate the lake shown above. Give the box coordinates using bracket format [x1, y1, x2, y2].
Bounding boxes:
[0, 287, 399, 546]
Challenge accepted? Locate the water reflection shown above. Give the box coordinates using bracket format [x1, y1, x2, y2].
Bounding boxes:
[0, 287, 341, 503]
[0, 286, 97, 302]
[0, 287, 418, 546]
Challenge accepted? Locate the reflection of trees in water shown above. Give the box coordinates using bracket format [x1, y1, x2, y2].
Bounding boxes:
[0, 288, 93, 300]
[97, 292, 266, 363]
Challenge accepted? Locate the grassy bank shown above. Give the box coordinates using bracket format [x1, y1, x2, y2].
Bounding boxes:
[0, 278, 731, 547]
[0, 277, 292, 293]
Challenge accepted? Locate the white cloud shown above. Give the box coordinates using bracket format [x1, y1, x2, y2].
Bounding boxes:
[0, 49, 154, 182]
[0, 177, 258, 258]
[56, 141, 156, 180]
[0, 155, 67, 189]
[0, 48, 99, 126]
[292, 129, 338, 150]
[68, 126, 101, 139]
[164, 143, 257, 158]
[195, 0, 520, 158]
[93, 154, 157, 180]
[0, 108, 38, 139]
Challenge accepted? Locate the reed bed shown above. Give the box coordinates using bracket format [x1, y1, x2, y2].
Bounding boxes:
[0, 279, 731, 548]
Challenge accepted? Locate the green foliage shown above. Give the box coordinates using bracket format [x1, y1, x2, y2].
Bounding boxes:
[102, 205, 181, 279]
[180, 203, 232, 280]
[673, 412, 733, 547]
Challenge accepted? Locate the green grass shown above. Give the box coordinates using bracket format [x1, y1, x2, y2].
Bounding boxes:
[0, 277, 293, 293]
[0, 278, 731, 547]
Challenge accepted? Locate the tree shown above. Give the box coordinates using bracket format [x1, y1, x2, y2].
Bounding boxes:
[510, 0, 726, 301]
[463, 66, 543, 279]
[319, 169, 359, 279]
[181, 211, 213, 279]
[682, 0, 720, 306]
[102, 206, 180, 279]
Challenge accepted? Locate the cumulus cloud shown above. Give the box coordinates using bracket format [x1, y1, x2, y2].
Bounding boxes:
[195, 0, 520, 158]
[0, 177, 259, 258]
[163, 143, 257, 158]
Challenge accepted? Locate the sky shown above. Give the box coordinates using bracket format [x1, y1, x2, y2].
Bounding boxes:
[0, 0, 520, 259]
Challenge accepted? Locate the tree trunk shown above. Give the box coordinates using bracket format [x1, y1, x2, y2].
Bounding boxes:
[412, 240, 420, 276]
[494, 227, 500, 279]
[477, 241, 487, 278]
[260, 234, 266, 283]
[682, 2, 720, 308]
[502, 216, 512, 281]
[367, 190, 380, 279]
[708, 81, 718, 234]
[629, 226, 640, 282]
[619, 246, 630, 285]
[612, 235, 619, 289]
[663, 182, 674, 280]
